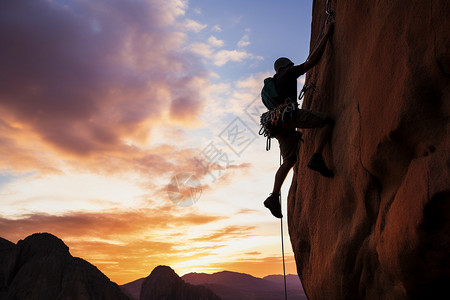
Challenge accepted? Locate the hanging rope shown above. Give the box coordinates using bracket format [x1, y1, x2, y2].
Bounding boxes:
[281, 201, 287, 300]
[278, 3, 336, 299]
[279, 154, 288, 300]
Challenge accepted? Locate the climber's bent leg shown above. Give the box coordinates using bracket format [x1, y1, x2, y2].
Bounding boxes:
[283, 110, 335, 177]
[314, 117, 334, 154]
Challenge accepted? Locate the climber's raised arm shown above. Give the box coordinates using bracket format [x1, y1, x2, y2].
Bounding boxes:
[304, 16, 334, 72]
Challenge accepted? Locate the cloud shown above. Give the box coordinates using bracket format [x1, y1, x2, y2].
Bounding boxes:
[189, 42, 214, 58]
[188, 34, 261, 67]
[208, 36, 225, 48]
[0, 207, 230, 284]
[0, 207, 224, 243]
[211, 25, 222, 32]
[0, 0, 208, 159]
[213, 50, 252, 66]
[182, 18, 207, 32]
[237, 34, 251, 48]
[191, 225, 256, 242]
[245, 251, 261, 255]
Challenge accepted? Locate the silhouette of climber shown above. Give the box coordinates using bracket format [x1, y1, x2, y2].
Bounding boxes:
[264, 15, 335, 219]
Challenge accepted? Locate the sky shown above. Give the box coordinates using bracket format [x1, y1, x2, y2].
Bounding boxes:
[0, 0, 314, 284]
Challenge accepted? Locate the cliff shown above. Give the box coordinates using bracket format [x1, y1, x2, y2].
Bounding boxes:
[288, 0, 450, 299]
[140, 265, 221, 300]
[0, 233, 130, 300]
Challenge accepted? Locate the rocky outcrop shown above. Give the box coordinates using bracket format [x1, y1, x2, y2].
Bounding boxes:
[288, 0, 450, 299]
[0, 233, 130, 300]
[140, 265, 221, 300]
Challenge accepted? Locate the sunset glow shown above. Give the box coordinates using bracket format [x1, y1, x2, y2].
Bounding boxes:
[0, 0, 312, 284]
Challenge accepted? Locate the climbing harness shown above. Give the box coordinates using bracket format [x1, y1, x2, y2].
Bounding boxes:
[259, 100, 298, 151]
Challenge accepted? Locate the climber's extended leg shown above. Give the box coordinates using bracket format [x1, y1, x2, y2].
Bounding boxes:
[264, 157, 295, 219]
[264, 132, 299, 218]
[273, 157, 296, 195]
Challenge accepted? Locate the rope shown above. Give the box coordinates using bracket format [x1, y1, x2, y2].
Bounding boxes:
[278, 3, 335, 298]
[279, 153, 288, 300]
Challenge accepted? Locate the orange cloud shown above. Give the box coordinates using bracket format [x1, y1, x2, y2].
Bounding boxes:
[0, 207, 227, 284]
[0, 207, 224, 243]
[191, 225, 256, 242]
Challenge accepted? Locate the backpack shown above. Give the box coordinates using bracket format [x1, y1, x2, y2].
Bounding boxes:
[261, 77, 282, 110]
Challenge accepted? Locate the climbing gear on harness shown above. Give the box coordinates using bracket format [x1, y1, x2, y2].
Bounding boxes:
[307, 153, 334, 177]
[259, 100, 298, 151]
[264, 193, 282, 218]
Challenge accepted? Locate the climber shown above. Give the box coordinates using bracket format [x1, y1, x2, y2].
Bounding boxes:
[263, 15, 335, 219]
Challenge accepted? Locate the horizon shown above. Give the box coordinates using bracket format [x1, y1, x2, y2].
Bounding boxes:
[0, 0, 313, 285]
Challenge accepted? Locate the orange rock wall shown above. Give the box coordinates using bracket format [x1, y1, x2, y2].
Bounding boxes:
[288, 0, 449, 299]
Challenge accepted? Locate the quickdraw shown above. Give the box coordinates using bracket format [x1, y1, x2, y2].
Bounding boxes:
[299, 83, 317, 100]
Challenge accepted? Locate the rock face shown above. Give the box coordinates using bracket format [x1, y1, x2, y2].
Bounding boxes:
[140, 265, 221, 300]
[288, 0, 450, 299]
[0, 233, 130, 300]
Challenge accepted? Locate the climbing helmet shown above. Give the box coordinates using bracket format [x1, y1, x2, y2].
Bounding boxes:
[274, 57, 294, 73]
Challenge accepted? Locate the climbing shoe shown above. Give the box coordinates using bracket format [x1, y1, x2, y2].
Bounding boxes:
[264, 193, 282, 219]
[307, 153, 334, 178]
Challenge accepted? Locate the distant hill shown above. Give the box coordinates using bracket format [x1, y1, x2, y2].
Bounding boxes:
[0, 233, 130, 299]
[120, 277, 145, 300]
[140, 265, 221, 300]
[182, 271, 307, 300]
[120, 269, 307, 300]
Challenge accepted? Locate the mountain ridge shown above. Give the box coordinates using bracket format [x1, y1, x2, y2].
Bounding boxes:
[1, 233, 304, 300]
